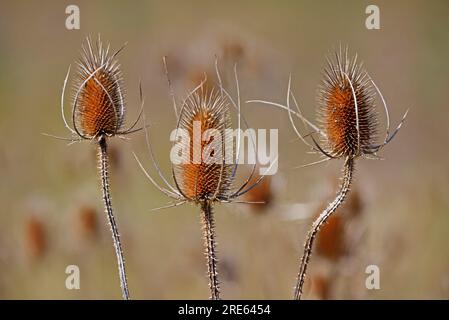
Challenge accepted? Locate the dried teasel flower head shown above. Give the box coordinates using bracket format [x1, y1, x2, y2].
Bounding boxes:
[247, 45, 408, 300]
[309, 274, 331, 300]
[50, 35, 143, 145]
[308, 46, 407, 162]
[49, 35, 144, 300]
[316, 212, 345, 261]
[134, 60, 274, 299]
[73, 36, 126, 139]
[243, 171, 273, 213]
[24, 214, 47, 260]
[318, 47, 378, 158]
[248, 45, 408, 165]
[135, 59, 274, 208]
[77, 205, 99, 239]
[174, 86, 234, 202]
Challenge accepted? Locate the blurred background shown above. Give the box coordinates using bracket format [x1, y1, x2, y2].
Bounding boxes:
[0, 0, 448, 299]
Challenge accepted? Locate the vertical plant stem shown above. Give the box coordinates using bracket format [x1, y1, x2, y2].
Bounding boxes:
[98, 136, 130, 300]
[293, 157, 354, 300]
[200, 201, 220, 300]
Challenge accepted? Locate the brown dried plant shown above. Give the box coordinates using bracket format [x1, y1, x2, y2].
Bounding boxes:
[243, 171, 273, 213]
[249, 46, 408, 299]
[46, 36, 145, 299]
[133, 59, 274, 299]
[24, 215, 47, 260]
[77, 205, 99, 239]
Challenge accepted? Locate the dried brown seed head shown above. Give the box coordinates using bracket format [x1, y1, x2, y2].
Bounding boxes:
[318, 47, 378, 158]
[174, 86, 233, 201]
[222, 40, 245, 64]
[316, 212, 345, 261]
[344, 188, 362, 218]
[24, 215, 46, 260]
[243, 172, 273, 212]
[309, 274, 331, 300]
[77, 206, 98, 239]
[73, 36, 125, 139]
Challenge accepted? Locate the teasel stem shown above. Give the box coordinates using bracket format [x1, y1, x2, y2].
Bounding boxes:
[200, 201, 220, 300]
[293, 156, 354, 300]
[98, 136, 130, 300]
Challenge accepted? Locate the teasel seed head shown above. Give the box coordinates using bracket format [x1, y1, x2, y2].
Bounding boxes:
[316, 213, 345, 261]
[318, 47, 378, 158]
[243, 171, 273, 213]
[77, 205, 99, 239]
[248, 46, 407, 300]
[134, 60, 270, 209]
[134, 62, 274, 300]
[49, 35, 135, 300]
[72, 36, 126, 139]
[24, 214, 47, 260]
[174, 86, 234, 202]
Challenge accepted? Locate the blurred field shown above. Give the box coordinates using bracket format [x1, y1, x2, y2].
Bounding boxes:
[0, 0, 449, 299]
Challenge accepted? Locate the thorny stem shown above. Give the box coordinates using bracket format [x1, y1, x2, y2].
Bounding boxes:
[200, 201, 220, 300]
[98, 136, 130, 300]
[293, 157, 354, 300]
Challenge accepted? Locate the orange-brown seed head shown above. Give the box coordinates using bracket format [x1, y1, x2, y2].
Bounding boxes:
[318, 48, 378, 158]
[174, 86, 233, 201]
[24, 215, 46, 260]
[77, 206, 98, 238]
[243, 172, 272, 212]
[316, 213, 345, 261]
[73, 37, 125, 139]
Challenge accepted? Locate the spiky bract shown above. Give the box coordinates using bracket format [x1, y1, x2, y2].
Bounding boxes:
[73, 36, 125, 139]
[174, 87, 234, 201]
[317, 48, 378, 158]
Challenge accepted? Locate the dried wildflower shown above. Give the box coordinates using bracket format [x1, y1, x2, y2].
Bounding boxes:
[344, 188, 362, 218]
[73, 41, 125, 139]
[172, 87, 233, 201]
[249, 46, 408, 299]
[316, 213, 345, 261]
[243, 171, 273, 213]
[315, 186, 363, 260]
[222, 40, 245, 65]
[77, 205, 99, 239]
[134, 59, 273, 299]
[47, 36, 144, 299]
[309, 274, 331, 300]
[318, 50, 378, 158]
[24, 215, 46, 260]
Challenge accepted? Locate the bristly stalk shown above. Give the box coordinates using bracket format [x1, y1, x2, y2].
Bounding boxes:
[134, 61, 277, 299]
[293, 156, 354, 300]
[98, 136, 130, 300]
[247, 46, 407, 300]
[200, 201, 220, 300]
[49, 37, 144, 299]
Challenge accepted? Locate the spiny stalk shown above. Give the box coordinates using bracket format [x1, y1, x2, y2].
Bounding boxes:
[98, 136, 130, 300]
[248, 46, 407, 300]
[47, 35, 146, 299]
[201, 201, 220, 299]
[294, 157, 353, 299]
[134, 59, 274, 299]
